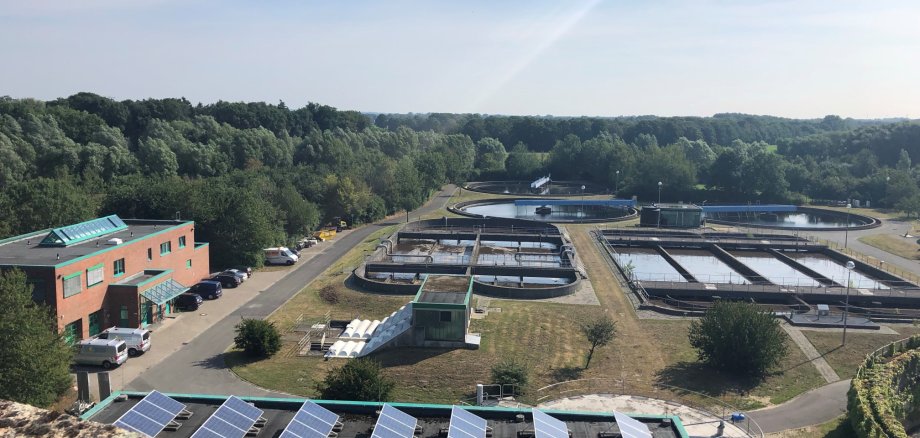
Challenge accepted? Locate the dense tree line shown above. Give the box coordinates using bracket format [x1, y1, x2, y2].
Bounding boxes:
[3, 93, 920, 268]
[0, 95, 477, 267]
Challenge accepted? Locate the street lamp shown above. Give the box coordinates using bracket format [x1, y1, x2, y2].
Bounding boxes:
[842, 260, 855, 345]
[844, 203, 852, 249]
[657, 181, 663, 204]
[615, 170, 620, 196]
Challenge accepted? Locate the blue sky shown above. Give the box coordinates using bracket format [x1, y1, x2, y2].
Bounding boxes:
[1, 0, 918, 118]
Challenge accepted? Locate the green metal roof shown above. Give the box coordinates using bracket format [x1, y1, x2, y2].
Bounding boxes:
[40, 215, 128, 247]
[141, 279, 189, 305]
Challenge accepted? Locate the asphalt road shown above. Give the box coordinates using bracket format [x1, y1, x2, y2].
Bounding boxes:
[747, 379, 851, 433]
[126, 185, 457, 396]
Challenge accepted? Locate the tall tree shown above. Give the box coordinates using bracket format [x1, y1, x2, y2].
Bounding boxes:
[688, 301, 788, 378]
[0, 270, 74, 407]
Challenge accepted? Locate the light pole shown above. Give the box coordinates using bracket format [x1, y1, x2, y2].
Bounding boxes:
[657, 181, 662, 204]
[844, 203, 852, 249]
[615, 170, 620, 196]
[842, 260, 855, 345]
[656, 181, 663, 228]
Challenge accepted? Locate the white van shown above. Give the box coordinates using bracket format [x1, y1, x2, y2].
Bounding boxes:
[97, 327, 151, 357]
[265, 247, 299, 265]
[73, 339, 129, 369]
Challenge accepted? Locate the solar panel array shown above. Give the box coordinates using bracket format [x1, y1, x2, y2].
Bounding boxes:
[280, 400, 340, 438]
[613, 412, 652, 438]
[113, 390, 186, 438]
[191, 396, 264, 438]
[448, 406, 488, 438]
[531, 409, 569, 438]
[371, 404, 418, 438]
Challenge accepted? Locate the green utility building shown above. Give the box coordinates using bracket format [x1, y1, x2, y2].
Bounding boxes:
[411, 275, 473, 346]
[639, 203, 703, 228]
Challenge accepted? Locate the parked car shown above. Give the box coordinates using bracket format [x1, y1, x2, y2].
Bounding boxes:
[232, 266, 253, 277]
[96, 327, 151, 357]
[208, 273, 241, 288]
[73, 338, 128, 369]
[221, 269, 247, 282]
[175, 292, 203, 311]
[188, 280, 223, 300]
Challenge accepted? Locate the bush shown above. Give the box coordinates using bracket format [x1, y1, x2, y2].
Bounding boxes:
[233, 319, 282, 358]
[490, 358, 529, 394]
[319, 285, 339, 304]
[688, 301, 787, 378]
[316, 358, 395, 401]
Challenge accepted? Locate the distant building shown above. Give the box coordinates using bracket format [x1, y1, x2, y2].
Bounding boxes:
[639, 204, 703, 228]
[0, 215, 210, 342]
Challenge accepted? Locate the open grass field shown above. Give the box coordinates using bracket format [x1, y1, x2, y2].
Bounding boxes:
[766, 415, 855, 438]
[801, 324, 920, 379]
[858, 233, 920, 260]
[230, 216, 835, 412]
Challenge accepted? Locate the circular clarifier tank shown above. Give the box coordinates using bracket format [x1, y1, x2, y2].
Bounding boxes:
[464, 181, 609, 196]
[453, 198, 636, 223]
[703, 206, 879, 230]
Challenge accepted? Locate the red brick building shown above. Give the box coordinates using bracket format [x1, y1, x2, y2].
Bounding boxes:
[0, 215, 210, 342]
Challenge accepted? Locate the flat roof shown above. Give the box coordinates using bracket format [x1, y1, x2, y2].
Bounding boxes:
[86, 392, 687, 438]
[646, 204, 702, 210]
[0, 219, 192, 268]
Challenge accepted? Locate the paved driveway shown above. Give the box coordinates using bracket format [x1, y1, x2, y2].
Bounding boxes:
[125, 185, 456, 395]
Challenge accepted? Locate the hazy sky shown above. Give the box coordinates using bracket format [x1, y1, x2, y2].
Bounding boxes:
[1, 0, 918, 118]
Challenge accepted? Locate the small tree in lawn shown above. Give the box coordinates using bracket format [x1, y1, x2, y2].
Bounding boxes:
[234, 319, 281, 358]
[0, 269, 73, 407]
[688, 301, 788, 378]
[316, 358, 395, 401]
[581, 316, 617, 368]
[490, 358, 529, 395]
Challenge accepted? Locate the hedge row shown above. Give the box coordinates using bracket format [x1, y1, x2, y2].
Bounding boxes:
[848, 336, 920, 438]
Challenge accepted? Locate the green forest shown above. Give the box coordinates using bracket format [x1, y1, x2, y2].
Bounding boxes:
[2, 93, 920, 267]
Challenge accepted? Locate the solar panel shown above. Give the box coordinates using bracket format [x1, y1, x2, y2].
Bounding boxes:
[448, 406, 487, 438]
[112, 391, 187, 438]
[371, 404, 417, 438]
[280, 400, 340, 438]
[531, 409, 569, 438]
[613, 412, 652, 438]
[191, 396, 264, 438]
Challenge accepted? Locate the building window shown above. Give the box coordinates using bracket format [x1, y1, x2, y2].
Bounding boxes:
[63, 320, 81, 344]
[88, 310, 103, 336]
[186, 259, 192, 269]
[160, 241, 171, 255]
[179, 236, 187, 248]
[147, 248, 153, 261]
[440, 311, 453, 322]
[114, 258, 125, 277]
[86, 263, 104, 287]
[63, 272, 82, 298]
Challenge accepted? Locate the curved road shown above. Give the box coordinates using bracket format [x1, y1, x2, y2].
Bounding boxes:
[126, 185, 457, 396]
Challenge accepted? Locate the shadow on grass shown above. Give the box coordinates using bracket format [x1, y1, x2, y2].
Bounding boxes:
[655, 361, 760, 398]
[550, 365, 585, 382]
[372, 347, 453, 366]
[219, 349, 262, 370]
[822, 416, 856, 438]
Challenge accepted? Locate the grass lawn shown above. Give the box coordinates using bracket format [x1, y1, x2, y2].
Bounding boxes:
[858, 234, 920, 260]
[810, 205, 895, 220]
[230, 217, 831, 410]
[644, 320, 826, 410]
[766, 415, 855, 438]
[802, 324, 920, 379]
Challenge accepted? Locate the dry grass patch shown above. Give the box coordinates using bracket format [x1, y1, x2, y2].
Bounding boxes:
[802, 324, 920, 379]
[858, 234, 920, 260]
[646, 319, 826, 410]
[766, 415, 855, 438]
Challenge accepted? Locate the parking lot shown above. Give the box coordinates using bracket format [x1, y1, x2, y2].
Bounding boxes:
[70, 234, 347, 400]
